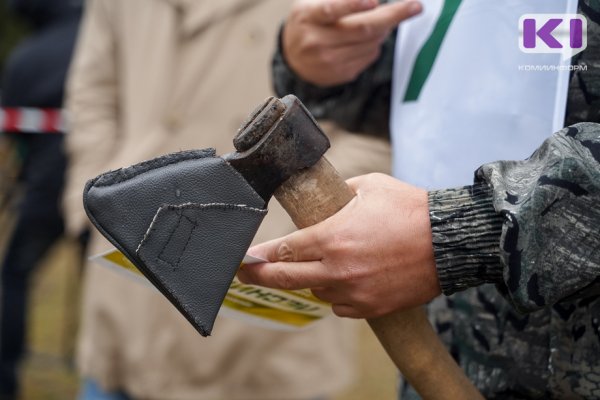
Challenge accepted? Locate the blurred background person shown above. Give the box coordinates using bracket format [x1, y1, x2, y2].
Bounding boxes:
[0, 0, 83, 398]
[64, 1, 393, 399]
[0, 0, 29, 215]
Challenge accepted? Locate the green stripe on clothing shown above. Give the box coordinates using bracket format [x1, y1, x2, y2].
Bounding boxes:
[403, 0, 463, 102]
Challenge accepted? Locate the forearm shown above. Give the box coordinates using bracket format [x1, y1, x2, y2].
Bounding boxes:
[428, 183, 504, 294]
[428, 123, 600, 312]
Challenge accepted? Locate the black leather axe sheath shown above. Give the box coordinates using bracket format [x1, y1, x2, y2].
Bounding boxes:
[84, 149, 268, 336]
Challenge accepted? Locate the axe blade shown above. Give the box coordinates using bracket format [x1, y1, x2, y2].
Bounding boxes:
[84, 150, 266, 336]
[83, 95, 329, 336]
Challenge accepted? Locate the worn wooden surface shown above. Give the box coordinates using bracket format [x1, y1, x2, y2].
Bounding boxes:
[275, 156, 483, 400]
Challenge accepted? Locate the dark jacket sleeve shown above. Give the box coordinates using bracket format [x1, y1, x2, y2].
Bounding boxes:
[1, 0, 82, 108]
[271, 26, 395, 140]
[428, 122, 600, 313]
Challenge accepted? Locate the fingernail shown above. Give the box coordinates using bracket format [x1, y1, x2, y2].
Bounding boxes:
[407, 1, 423, 16]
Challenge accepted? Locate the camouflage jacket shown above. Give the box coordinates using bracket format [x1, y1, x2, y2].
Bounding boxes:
[273, 1, 600, 398]
[428, 124, 600, 399]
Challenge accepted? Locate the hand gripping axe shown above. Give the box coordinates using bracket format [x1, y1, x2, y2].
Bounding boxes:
[84, 95, 482, 400]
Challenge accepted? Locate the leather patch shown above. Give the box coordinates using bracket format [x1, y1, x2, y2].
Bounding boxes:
[137, 203, 266, 336]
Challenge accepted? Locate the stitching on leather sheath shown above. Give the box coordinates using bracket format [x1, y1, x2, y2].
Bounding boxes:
[157, 210, 183, 270]
[136, 203, 267, 256]
[136, 207, 164, 255]
[153, 206, 267, 271]
[174, 215, 197, 271]
[132, 203, 268, 337]
[162, 202, 268, 214]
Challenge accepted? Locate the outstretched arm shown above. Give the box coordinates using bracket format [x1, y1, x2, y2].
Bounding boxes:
[239, 123, 600, 317]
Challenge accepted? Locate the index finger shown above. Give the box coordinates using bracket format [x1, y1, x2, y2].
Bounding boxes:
[247, 222, 326, 264]
[303, 0, 379, 24]
[238, 260, 328, 290]
[338, 0, 423, 36]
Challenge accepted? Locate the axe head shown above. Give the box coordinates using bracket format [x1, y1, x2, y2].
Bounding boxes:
[83, 96, 329, 336]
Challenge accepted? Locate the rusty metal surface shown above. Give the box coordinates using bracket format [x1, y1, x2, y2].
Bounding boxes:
[223, 95, 330, 202]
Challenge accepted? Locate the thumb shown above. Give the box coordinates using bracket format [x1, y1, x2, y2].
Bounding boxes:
[306, 0, 378, 24]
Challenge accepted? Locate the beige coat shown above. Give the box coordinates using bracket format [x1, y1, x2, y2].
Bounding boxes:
[64, 0, 392, 399]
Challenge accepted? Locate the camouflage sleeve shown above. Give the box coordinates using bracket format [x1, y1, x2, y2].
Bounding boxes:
[271, 25, 395, 139]
[428, 122, 600, 313]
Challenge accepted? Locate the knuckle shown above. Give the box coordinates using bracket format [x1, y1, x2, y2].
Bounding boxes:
[300, 33, 323, 53]
[326, 230, 353, 256]
[356, 21, 373, 37]
[274, 267, 296, 290]
[330, 263, 362, 288]
[276, 241, 296, 262]
[330, 267, 350, 285]
[340, 264, 359, 284]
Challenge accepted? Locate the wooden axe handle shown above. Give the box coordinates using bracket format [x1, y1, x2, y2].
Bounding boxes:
[274, 157, 483, 400]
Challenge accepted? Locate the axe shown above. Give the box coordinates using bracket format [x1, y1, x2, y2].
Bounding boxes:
[84, 95, 482, 400]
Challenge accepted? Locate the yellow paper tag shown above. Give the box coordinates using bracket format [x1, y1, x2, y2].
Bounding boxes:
[90, 249, 331, 331]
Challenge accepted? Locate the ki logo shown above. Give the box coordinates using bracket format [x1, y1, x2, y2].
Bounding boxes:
[519, 14, 587, 59]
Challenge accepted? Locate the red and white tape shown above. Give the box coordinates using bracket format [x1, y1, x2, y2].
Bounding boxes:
[0, 108, 67, 134]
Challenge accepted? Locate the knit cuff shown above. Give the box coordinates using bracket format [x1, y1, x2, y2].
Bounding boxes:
[428, 183, 504, 295]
